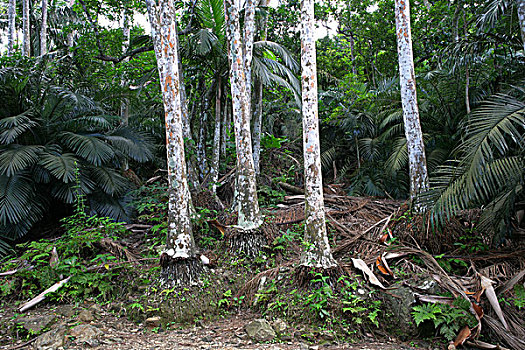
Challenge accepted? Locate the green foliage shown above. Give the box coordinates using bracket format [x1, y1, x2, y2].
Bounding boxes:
[0, 181, 130, 302]
[0, 57, 153, 247]
[412, 299, 477, 341]
[512, 284, 525, 310]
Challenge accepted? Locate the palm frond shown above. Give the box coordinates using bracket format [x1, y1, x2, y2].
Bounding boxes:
[60, 132, 115, 166]
[39, 153, 79, 183]
[0, 113, 38, 144]
[0, 145, 43, 176]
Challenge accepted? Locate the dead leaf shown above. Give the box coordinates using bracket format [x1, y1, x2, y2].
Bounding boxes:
[351, 258, 386, 289]
[479, 273, 508, 330]
[208, 219, 227, 236]
[453, 325, 471, 346]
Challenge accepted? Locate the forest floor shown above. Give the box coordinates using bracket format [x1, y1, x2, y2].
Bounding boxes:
[1, 305, 422, 350]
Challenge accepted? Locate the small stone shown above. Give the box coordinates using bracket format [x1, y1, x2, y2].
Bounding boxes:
[309, 346, 319, 350]
[77, 310, 94, 322]
[88, 304, 102, 315]
[145, 316, 161, 328]
[69, 324, 103, 343]
[244, 319, 276, 343]
[16, 315, 56, 333]
[271, 318, 287, 335]
[55, 305, 75, 318]
[33, 325, 67, 350]
[201, 336, 212, 342]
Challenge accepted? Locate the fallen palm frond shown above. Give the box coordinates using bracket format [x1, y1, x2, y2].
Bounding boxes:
[99, 237, 139, 262]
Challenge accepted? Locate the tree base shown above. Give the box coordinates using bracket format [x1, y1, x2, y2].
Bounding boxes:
[294, 264, 343, 289]
[160, 255, 203, 288]
[227, 223, 275, 257]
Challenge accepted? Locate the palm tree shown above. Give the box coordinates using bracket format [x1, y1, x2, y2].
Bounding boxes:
[298, 0, 337, 272]
[145, 0, 202, 285]
[422, 90, 525, 243]
[394, 0, 429, 206]
[0, 58, 153, 250]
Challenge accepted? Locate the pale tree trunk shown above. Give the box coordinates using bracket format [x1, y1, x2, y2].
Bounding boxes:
[145, 0, 201, 286]
[8, 0, 16, 56]
[220, 97, 228, 158]
[22, 0, 30, 57]
[41, 0, 48, 55]
[518, 0, 525, 52]
[210, 77, 222, 194]
[394, 0, 429, 205]
[252, 0, 268, 174]
[120, 11, 131, 127]
[197, 84, 214, 182]
[299, 0, 337, 269]
[243, 0, 256, 106]
[67, 0, 76, 52]
[224, 0, 261, 230]
[252, 81, 263, 174]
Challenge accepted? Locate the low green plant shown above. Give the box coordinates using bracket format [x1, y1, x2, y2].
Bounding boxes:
[512, 284, 525, 309]
[412, 298, 477, 341]
[338, 275, 381, 327]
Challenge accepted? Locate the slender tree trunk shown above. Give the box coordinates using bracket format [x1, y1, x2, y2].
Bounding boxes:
[252, 81, 263, 174]
[517, 0, 525, 51]
[211, 77, 222, 194]
[41, 0, 48, 55]
[394, 0, 429, 205]
[145, 0, 201, 286]
[197, 83, 213, 182]
[299, 0, 337, 269]
[243, 0, 256, 110]
[224, 0, 261, 230]
[252, 0, 268, 174]
[8, 0, 16, 56]
[67, 0, 76, 52]
[220, 96, 228, 158]
[120, 11, 131, 127]
[22, 0, 30, 57]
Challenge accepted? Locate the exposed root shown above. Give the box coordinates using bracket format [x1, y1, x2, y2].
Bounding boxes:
[160, 255, 203, 288]
[236, 262, 293, 303]
[227, 222, 277, 257]
[294, 264, 343, 289]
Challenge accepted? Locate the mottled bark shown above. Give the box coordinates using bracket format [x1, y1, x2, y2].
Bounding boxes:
[394, 0, 429, 205]
[518, 0, 525, 52]
[22, 0, 30, 57]
[220, 97, 228, 158]
[8, 0, 16, 56]
[243, 0, 256, 105]
[120, 11, 131, 127]
[299, 0, 337, 269]
[252, 0, 269, 174]
[211, 77, 222, 194]
[145, 0, 199, 285]
[252, 82, 263, 174]
[224, 0, 262, 229]
[67, 0, 76, 51]
[197, 85, 213, 182]
[41, 0, 48, 55]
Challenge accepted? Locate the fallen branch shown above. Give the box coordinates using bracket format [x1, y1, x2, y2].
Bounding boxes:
[19, 276, 71, 313]
[0, 269, 17, 277]
[278, 182, 304, 195]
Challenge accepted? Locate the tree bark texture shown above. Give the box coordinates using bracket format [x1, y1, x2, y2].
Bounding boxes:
[120, 11, 131, 127]
[252, 0, 269, 174]
[224, 0, 261, 229]
[41, 0, 48, 55]
[8, 0, 16, 56]
[145, 0, 198, 284]
[211, 77, 222, 194]
[394, 0, 429, 204]
[299, 0, 337, 269]
[518, 0, 525, 51]
[220, 97, 228, 158]
[22, 0, 30, 56]
[243, 0, 256, 105]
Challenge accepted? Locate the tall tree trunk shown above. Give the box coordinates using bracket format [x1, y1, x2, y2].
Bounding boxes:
[197, 83, 213, 182]
[220, 97, 228, 158]
[252, 0, 268, 174]
[243, 0, 256, 109]
[67, 0, 76, 53]
[8, 0, 16, 56]
[145, 0, 201, 286]
[120, 11, 131, 127]
[211, 77, 222, 194]
[22, 0, 30, 57]
[394, 0, 429, 205]
[224, 0, 261, 230]
[518, 0, 525, 51]
[41, 0, 48, 55]
[252, 81, 263, 174]
[299, 0, 337, 269]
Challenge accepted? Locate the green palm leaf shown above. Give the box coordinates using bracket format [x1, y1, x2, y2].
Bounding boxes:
[0, 145, 43, 176]
[39, 153, 79, 183]
[60, 132, 115, 166]
[0, 113, 38, 144]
